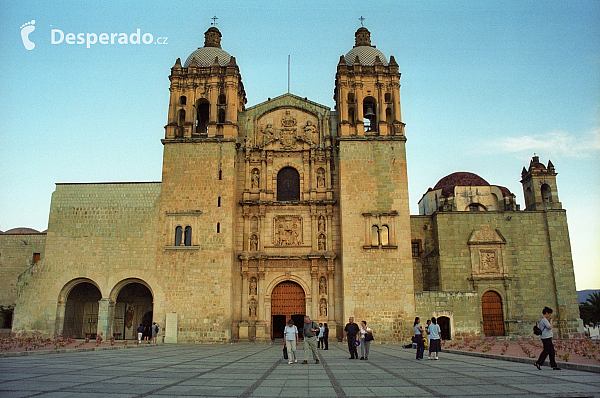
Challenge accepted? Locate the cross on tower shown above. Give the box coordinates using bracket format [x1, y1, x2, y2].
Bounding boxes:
[211, 16, 218, 26]
[359, 16, 365, 27]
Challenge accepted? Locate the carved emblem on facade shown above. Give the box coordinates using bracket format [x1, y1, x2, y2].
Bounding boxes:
[468, 226, 506, 277]
[273, 215, 303, 246]
[259, 109, 318, 150]
[479, 250, 499, 273]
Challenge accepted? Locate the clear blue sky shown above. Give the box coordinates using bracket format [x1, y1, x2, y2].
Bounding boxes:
[1, 1, 599, 289]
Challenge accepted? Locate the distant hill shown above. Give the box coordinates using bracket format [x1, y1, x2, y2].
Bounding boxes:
[577, 289, 600, 304]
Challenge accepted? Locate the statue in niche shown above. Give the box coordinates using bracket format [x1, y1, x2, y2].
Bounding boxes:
[251, 169, 260, 189]
[318, 216, 325, 232]
[249, 277, 257, 295]
[125, 306, 134, 329]
[317, 168, 325, 188]
[249, 299, 257, 317]
[319, 277, 327, 295]
[318, 234, 326, 251]
[250, 234, 258, 252]
[319, 299, 327, 318]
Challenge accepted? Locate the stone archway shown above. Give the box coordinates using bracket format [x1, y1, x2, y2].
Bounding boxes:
[271, 281, 305, 338]
[62, 281, 102, 339]
[112, 281, 153, 340]
[482, 291, 505, 336]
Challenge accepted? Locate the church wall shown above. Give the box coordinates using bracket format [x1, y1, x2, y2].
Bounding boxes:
[157, 141, 237, 342]
[415, 291, 480, 339]
[12, 182, 161, 335]
[338, 138, 414, 341]
[429, 210, 578, 337]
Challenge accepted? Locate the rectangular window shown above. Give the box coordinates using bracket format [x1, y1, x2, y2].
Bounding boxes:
[411, 241, 420, 258]
[33, 253, 41, 263]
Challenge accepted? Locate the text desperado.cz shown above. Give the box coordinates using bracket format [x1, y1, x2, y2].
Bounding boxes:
[51, 29, 167, 48]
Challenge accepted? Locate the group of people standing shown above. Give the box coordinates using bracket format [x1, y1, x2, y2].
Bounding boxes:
[344, 317, 373, 360]
[136, 322, 160, 344]
[283, 316, 324, 364]
[413, 316, 441, 360]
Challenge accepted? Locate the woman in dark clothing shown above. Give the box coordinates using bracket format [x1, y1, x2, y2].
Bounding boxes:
[414, 317, 425, 360]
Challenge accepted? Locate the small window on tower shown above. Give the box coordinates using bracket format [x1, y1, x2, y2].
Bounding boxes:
[33, 253, 41, 263]
[179, 96, 187, 105]
[411, 241, 421, 258]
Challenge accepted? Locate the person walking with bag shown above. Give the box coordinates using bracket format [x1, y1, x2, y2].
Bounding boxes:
[359, 320, 373, 360]
[283, 319, 299, 364]
[535, 306, 561, 370]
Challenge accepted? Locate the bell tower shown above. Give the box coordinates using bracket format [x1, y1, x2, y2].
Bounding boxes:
[520, 155, 562, 211]
[164, 26, 246, 139]
[334, 27, 405, 137]
[335, 26, 414, 342]
[156, 26, 245, 342]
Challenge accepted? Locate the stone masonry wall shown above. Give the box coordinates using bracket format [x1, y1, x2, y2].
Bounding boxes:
[338, 137, 414, 341]
[12, 182, 161, 335]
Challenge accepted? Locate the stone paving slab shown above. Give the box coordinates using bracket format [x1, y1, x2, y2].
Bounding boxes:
[0, 342, 599, 397]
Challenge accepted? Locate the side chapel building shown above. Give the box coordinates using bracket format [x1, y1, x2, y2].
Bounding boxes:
[0, 26, 580, 342]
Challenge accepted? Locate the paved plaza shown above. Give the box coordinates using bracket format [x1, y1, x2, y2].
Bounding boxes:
[0, 342, 599, 397]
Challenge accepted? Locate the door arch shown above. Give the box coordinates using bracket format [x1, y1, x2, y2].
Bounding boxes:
[271, 281, 305, 338]
[482, 291, 505, 336]
[112, 281, 153, 340]
[62, 281, 102, 339]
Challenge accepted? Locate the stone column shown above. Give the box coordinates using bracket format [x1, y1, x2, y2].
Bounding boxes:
[97, 298, 112, 339]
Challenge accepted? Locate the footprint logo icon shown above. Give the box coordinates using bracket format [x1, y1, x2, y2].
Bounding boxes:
[20, 20, 36, 50]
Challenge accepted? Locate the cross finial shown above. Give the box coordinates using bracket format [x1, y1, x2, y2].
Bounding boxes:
[359, 16, 365, 27]
[211, 16, 218, 26]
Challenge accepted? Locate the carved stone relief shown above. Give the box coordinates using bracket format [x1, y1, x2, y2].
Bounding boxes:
[259, 109, 319, 150]
[273, 215, 303, 246]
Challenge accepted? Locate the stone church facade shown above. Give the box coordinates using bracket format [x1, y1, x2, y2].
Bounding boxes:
[0, 26, 579, 343]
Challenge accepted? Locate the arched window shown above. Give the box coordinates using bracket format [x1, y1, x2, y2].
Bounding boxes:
[277, 167, 300, 201]
[541, 184, 552, 202]
[468, 203, 486, 212]
[371, 225, 380, 246]
[363, 97, 377, 132]
[184, 226, 192, 246]
[174, 226, 183, 246]
[381, 225, 389, 246]
[217, 109, 226, 124]
[195, 100, 209, 135]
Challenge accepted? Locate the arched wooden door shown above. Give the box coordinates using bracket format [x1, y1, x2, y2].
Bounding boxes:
[271, 281, 305, 338]
[482, 291, 505, 336]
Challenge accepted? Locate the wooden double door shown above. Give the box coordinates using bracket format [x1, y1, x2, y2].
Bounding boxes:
[271, 281, 306, 338]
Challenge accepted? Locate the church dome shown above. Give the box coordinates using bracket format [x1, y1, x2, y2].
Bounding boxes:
[433, 172, 490, 197]
[3, 227, 41, 234]
[344, 27, 388, 66]
[184, 27, 232, 67]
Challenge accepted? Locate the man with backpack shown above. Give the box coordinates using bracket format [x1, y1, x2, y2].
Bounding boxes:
[534, 306, 560, 370]
[152, 322, 159, 344]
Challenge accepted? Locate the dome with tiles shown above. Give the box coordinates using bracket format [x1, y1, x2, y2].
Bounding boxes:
[184, 27, 232, 67]
[344, 27, 388, 66]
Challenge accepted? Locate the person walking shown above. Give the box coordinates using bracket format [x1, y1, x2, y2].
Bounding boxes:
[283, 319, 299, 364]
[318, 323, 324, 349]
[136, 324, 144, 344]
[302, 316, 320, 364]
[359, 320, 373, 360]
[414, 317, 425, 360]
[344, 316, 360, 359]
[427, 317, 441, 360]
[535, 306, 561, 370]
[323, 323, 329, 350]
